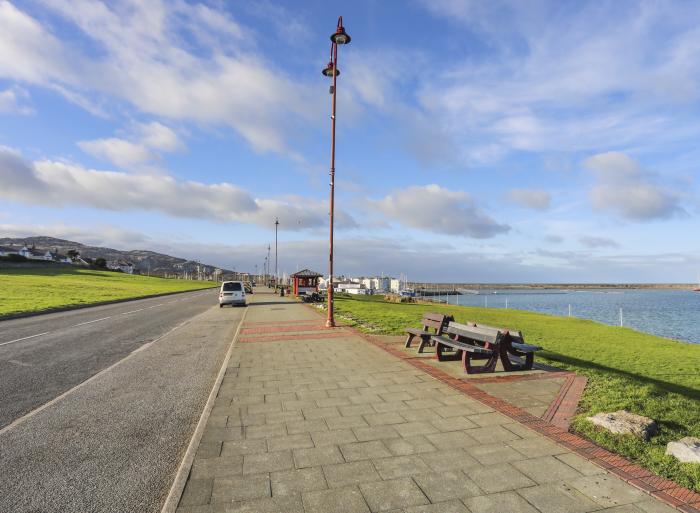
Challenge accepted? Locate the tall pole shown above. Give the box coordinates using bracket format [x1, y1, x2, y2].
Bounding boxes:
[275, 217, 279, 284]
[322, 16, 350, 328]
[327, 40, 337, 327]
[267, 245, 271, 286]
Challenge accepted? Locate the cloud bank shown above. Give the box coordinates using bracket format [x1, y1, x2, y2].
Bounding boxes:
[0, 146, 354, 230]
[372, 184, 510, 239]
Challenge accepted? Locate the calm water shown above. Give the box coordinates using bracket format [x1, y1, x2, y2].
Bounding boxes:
[435, 289, 700, 344]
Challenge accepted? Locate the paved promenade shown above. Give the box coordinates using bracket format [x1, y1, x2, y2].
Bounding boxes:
[176, 290, 677, 513]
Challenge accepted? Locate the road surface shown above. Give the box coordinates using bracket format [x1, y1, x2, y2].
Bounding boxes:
[0, 288, 244, 513]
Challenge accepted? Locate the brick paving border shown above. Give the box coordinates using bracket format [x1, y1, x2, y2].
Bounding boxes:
[238, 331, 350, 343]
[296, 308, 700, 513]
[240, 325, 328, 335]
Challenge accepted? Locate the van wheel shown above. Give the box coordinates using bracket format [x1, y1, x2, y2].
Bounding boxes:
[219, 304, 223, 308]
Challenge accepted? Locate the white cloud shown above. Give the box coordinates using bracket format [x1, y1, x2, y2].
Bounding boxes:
[412, 1, 700, 163]
[371, 184, 509, 239]
[579, 236, 619, 249]
[583, 152, 683, 221]
[0, 1, 320, 158]
[136, 122, 183, 152]
[78, 121, 184, 168]
[507, 188, 551, 210]
[77, 138, 155, 168]
[0, 85, 33, 114]
[0, 146, 355, 230]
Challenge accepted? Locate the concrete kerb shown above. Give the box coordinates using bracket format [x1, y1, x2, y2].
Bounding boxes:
[160, 305, 249, 513]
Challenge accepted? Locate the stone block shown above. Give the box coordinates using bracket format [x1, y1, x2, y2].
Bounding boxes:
[665, 437, 700, 463]
[586, 410, 658, 441]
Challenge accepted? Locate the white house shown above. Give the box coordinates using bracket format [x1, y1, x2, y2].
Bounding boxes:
[47, 252, 72, 263]
[19, 246, 52, 260]
[107, 260, 135, 274]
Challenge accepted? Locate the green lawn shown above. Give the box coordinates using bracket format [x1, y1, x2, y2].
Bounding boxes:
[333, 294, 700, 492]
[0, 267, 218, 316]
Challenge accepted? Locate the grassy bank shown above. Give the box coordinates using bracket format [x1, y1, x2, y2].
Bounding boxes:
[333, 294, 700, 492]
[0, 267, 217, 316]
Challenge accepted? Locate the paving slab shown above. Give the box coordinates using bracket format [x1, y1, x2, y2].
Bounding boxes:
[173, 291, 685, 513]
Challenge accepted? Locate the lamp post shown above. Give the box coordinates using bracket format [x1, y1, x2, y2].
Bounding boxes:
[275, 217, 279, 285]
[322, 16, 351, 328]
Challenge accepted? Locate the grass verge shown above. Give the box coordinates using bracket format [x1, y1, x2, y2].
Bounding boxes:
[333, 294, 700, 492]
[0, 266, 217, 316]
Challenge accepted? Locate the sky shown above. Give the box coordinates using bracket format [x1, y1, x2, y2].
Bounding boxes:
[1, 0, 699, 283]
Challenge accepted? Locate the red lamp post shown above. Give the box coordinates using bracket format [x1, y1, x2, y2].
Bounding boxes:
[322, 16, 351, 328]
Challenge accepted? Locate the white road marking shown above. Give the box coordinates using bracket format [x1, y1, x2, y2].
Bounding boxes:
[0, 332, 51, 347]
[74, 316, 112, 326]
[0, 316, 197, 437]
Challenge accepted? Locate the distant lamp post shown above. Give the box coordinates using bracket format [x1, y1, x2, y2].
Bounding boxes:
[275, 217, 279, 284]
[322, 16, 350, 328]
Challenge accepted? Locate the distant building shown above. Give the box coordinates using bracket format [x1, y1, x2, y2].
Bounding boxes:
[19, 246, 52, 260]
[291, 269, 322, 296]
[107, 260, 134, 274]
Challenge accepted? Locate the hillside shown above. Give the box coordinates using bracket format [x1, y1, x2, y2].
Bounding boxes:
[0, 236, 232, 277]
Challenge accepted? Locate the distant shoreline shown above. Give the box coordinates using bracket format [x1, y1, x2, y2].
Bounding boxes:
[410, 283, 697, 290]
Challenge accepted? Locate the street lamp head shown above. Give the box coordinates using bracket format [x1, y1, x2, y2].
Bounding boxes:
[322, 61, 339, 77]
[331, 25, 351, 45]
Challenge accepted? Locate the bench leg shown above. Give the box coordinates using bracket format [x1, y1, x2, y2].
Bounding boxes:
[463, 351, 499, 374]
[435, 342, 460, 362]
[417, 335, 431, 353]
[500, 345, 535, 371]
[404, 333, 415, 348]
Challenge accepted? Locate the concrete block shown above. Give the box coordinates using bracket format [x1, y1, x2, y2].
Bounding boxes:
[413, 471, 482, 502]
[372, 455, 432, 479]
[465, 491, 540, 513]
[512, 456, 583, 484]
[211, 473, 270, 503]
[302, 486, 370, 513]
[294, 445, 344, 468]
[270, 467, 327, 496]
[360, 477, 430, 511]
[340, 440, 392, 462]
[323, 460, 381, 488]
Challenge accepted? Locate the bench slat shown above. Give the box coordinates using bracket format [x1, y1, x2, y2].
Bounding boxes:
[431, 336, 493, 355]
[510, 342, 541, 352]
[445, 325, 497, 344]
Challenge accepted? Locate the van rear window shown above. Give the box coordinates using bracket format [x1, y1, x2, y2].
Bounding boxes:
[223, 282, 242, 291]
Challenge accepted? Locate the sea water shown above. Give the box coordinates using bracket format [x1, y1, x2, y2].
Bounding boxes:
[438, 288, 700, 344]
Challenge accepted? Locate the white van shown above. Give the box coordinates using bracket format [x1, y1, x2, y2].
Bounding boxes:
[219, 281, 246, 307]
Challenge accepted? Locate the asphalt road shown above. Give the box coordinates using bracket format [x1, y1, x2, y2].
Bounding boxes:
[0, 289, 245, 513]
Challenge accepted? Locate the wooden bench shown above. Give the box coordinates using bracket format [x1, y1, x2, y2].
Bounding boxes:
[431, 321, 541, 374]
[405, 313, 454, 353]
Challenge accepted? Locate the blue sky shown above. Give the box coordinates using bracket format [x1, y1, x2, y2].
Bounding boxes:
[1, 0, 699, 282]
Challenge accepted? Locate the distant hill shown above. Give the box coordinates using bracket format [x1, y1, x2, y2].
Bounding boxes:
[0, 236, 233, 278]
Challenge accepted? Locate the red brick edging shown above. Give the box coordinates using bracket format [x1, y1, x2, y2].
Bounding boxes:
[238, 331, 350, 343]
